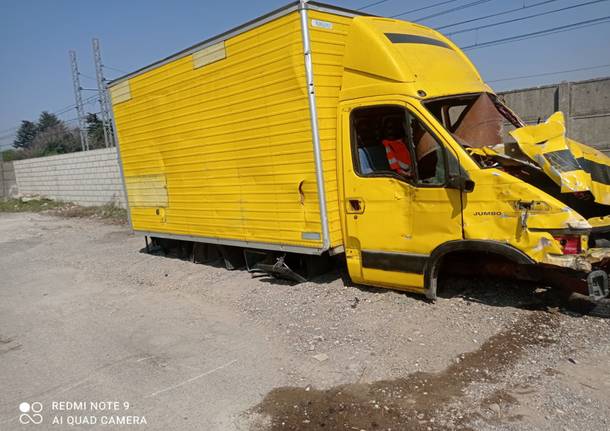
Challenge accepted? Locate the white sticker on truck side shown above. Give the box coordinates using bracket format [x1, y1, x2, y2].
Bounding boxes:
[311, 19, 333, 30]
[109, 80, 131, 104]
[193, 41, 226, 69]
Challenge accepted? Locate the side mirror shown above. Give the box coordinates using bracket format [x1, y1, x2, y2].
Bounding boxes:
[447, 174, 475, 193]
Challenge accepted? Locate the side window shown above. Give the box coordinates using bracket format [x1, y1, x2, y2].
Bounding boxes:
[351, 106, 446, 186]
[411, 117, 446, 185]
[446, 104, 467, 131]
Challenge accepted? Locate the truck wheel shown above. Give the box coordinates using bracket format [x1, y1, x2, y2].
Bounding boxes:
[565, 292, 610, 318]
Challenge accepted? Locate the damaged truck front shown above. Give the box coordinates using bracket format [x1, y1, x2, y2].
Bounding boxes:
[423, 93, 610, 309]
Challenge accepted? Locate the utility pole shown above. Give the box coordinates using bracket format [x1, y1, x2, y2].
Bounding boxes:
[92, 38, 113, 148]
[69, 50, 89, 151]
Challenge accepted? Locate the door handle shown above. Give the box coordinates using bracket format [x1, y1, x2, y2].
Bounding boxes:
[346, 197, 365, 214]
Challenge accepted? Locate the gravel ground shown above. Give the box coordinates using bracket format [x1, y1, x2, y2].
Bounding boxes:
[0, 212, 608, 430]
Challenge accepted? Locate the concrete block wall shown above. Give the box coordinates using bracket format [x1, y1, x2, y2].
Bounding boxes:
[12, 148, 126, 207]
[0, 161, 18, 198]
[499, 77, 610, 156]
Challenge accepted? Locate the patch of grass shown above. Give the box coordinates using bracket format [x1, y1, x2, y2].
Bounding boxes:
[0, 197, 128, 224]
[0, 197, 64, 212]
[52, 202, 127, 224]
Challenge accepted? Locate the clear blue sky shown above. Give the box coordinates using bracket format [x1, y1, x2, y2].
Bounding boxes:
[1, 0, 609, 148]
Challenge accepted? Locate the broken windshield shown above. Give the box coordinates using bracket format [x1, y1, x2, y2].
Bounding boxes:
[425, 93, 610, 216]
[424, 93, 526, 167]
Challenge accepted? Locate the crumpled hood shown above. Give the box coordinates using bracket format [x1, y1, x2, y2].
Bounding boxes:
[510, 112, 610, 205]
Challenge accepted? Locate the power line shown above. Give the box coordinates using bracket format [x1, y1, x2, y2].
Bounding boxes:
[79, 72, 97, 81]
[51, 94, 97, 116]
[62, 113, 101, 124]
[447, 0, 609, 36]
[0, 132, 17, 140]
[55, 95, 98, 116]
[55, 99, 96, 118]
[487, 63, 610, 83]
[392, 0, 460, 18]
[52, 103, 77, 116]
[463, 15, 610, 50]
[0, 95, 100, 142]
[357, 0, 390, 11]
[436, 0, 559, 30]
[54, 106, 77, 117]
[103, 64, 128, 74]
[84, 96, 99, 105]
[411, 0, 495, 22]
[51, 95, 97, 116]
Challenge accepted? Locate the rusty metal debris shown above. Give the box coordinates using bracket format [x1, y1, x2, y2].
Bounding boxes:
[453, 93, 504, 149]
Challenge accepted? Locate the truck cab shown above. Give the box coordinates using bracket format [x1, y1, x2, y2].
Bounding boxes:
[337, 16, 610, 299]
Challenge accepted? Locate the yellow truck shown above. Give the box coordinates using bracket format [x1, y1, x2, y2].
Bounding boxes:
[109, 1, 610, 313]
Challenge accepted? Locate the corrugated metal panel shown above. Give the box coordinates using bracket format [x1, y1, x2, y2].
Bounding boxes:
[112, 11, 340, 249]
[309, 10, 352, 247]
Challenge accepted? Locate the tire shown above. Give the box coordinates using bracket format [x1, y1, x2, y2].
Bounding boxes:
[565, 292, 610, 318]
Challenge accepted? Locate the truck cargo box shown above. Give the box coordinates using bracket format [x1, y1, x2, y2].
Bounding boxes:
[109, 1, 357, 255]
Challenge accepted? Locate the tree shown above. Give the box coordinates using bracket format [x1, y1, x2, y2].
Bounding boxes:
[85, 113, 106, 149]
[13, 120, 38, 149]
[9, 110, 83, 159]
[30, 122, 80, 156]
[37, 111, 61, 133]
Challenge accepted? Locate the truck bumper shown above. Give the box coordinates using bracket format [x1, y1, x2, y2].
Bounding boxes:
[542, 247, 610, 273]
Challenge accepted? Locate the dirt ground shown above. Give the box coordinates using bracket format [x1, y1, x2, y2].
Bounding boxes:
[0, 212, 609, 431]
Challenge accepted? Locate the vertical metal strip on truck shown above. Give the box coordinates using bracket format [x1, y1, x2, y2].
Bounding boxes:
[299, 0, 331, 251]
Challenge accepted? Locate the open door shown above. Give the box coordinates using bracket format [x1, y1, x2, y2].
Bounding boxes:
[341, 101, 463, 292]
